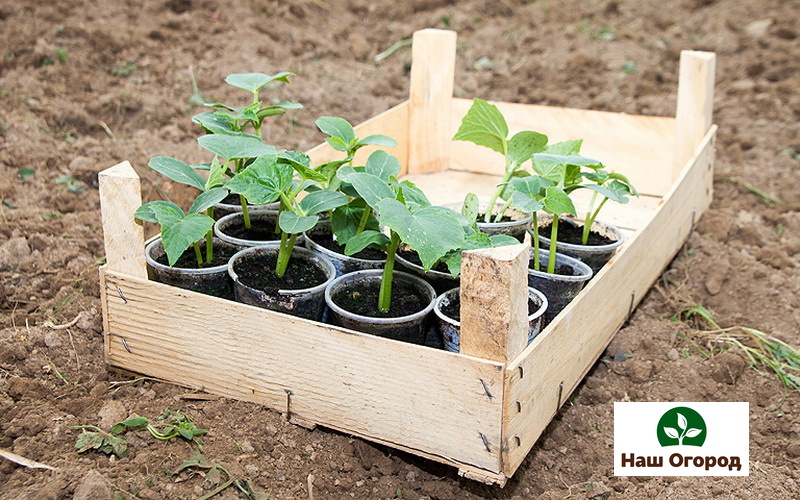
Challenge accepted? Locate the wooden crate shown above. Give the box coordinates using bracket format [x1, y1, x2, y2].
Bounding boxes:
[97, 29, 716, 485]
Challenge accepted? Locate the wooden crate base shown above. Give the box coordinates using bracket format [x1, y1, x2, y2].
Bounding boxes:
[98, 29, 716, 484]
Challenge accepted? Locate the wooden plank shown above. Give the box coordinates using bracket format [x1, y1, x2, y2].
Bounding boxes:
[305, 100, 410, 174]
[101, 269, 505, 473]
[501, 126, 716, 476]
[403, 170, 663, 233]
[673, 50, 716, 179]
[407, 29, 457, 174]
[98, 161, 147, 278]
[449, 98, 676, 197]
[460, 243, 530, 364]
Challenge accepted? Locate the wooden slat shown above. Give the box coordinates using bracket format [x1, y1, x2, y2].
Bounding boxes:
[98, 161, 146, 278]
[501, 126, 716, 476]
[673, 50, 716, 179]
[101, 269, 505, 473]
[305, 100, 410, 174]
[449, 98, 676, 198]
[407, 29, 457, 174]
[460, 243, 530, 363]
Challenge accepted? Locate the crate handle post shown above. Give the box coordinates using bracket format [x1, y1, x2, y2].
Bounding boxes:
[459, 243, 530, 364]
[407, 28, 457, 174]
[98, 161, 147, 278]
[673, 50, 716, 179]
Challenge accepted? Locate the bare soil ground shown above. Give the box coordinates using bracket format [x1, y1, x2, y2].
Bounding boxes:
[1, 0, 799, 498]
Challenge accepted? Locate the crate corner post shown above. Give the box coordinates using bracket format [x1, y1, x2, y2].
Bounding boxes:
[673, 50, 716, 178]
[98, 161, 147, 278]
[408, 28, 457, 174]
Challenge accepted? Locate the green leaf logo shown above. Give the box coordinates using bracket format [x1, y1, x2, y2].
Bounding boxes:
[657, 407, 707, 447]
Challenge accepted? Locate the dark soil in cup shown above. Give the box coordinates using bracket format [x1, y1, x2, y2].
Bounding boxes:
[441, 294, 538, 322]
[234, 253, 327, 292]
[311, 232, 386, 261]
[332, 279, 427, 318]
[477, 212, 519, 223]
[398, 248, 450, 274]
[538, 220, 615, 245]
[225, 219, 281, 242]
[530, 259, 576, 276]
[155, 242, 238, 269]
[219, 192, 242, 205]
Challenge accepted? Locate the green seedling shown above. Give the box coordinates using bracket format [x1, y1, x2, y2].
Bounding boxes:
[145, 409, 207, 449]
[73, 417, 147, 458]
[56, 175, 84, 194]
[194, 72, 302, 139]
[225, 152, 348, 276]
[135, 156, 230, 266]
[575, 168, 636, 244]
[315, 116, 397, 165]
[453, 98, 548, 223]
[337, 152, 465, 312]
[172, 453, 257, 500]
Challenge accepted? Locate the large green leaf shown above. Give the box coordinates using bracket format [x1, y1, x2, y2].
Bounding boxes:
[192, 111, 239, 135]
[189, 187, 229, 214]
[397, 179, 431, 210]
[542, 186, 577, 216]
[376, 200, 464, 270]
[148, 157, 206, 191]
[224, 155, 293, 205]
[135, 200, 183, 223]
[533, 153, 603, 169]
[544, 139, 583, 155]
[298, 190, 348, 216]
[278, 211, 318, 235]
[357, 134, 397, 148]
[347, 172, 395, 210]
[507, 130, 548, 167]
[344, 230, 390, 256]
[364, 150, 401, 180]
[316, 116, 356, 145]
[224, 72, 294, 93]
[511, 191, 544, 213]
[197, 134, 276, 161]
[150, 205, 215, 266]
[581, 180, 633, 204]
[452, 98, 508, 155]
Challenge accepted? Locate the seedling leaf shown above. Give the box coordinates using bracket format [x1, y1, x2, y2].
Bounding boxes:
[507, 130, 548, 166]
[205, 156, 227, 190]
[148, 156, 206, 191]
[452, 98, 508, 155]
[224, 72, 294, 93]
[358, 134, 398, 148]
[278, 211, 318, 235]
[225, 155, 293, 205]
[189, 187, 229, 214]
[348, 172, 396, 210]
[197, 134, 276, 161]
[135, 201, 183, 223]
[150, 205, 215, 266]
[543, 186, 577, 216]
[298, 190, 348, 216]
[316, 116, 356, 145]
[364, 150, 401, 180]
[344, 230, 391, 256]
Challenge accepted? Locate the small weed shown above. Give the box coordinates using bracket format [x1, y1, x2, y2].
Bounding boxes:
[2, 200, 18, 209]
[55, 48, 68, 64]
[44, 211, 62, 219]
[597, 26, 616, 41]
[111, 62, 137, 77]
[146, 408, 207, 450]
[583, 481, 596, 491]
[593, 422, 601, 432]
[440, 16, 451, 28]
[18, 167, 35, 179]
[73, 417, 145, 458]
[673, 304, 800, 407]
[56, 175, 85, 194]
[621, 61, 637, 74]
[727, 177, 786, 206]
[170, 453, 258, 499]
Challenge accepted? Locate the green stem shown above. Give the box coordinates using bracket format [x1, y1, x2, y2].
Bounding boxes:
[192, 242, 203, 268]
[532, 212, 540, 271]
[582, 197, 608, 245]
[484, 167, 514, 223]
[547, 216, 559, 275]
[582, 191, 598, 244]
[205, 207, 214, 264]
[275, 232, 297, 278]
[493, 196, 514, 223]
[378, 232, 401, 313]
[239, 195, 251, 229]
[355, 207, 372, 235]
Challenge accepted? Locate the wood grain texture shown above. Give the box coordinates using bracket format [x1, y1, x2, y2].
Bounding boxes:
[449, 98, 676, 197]
[98, 161, 147, 278]
[460, 243, 530, 364]
[673, 50, 716, 178]
[305, 100, 410, 174]
[101, 269, 505, 473]
[407, 29, 457, 174]
[501, 126, 716, 476]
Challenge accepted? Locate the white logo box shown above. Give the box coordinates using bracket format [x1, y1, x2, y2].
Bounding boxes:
[614, 402, 749, 476]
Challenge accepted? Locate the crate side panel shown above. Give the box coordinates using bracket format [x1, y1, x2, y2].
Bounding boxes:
[306, 100, 410, 174]
[501, 128, 715, 475]
[449, 98, 675, 197]
[101, 270, 504, 473]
